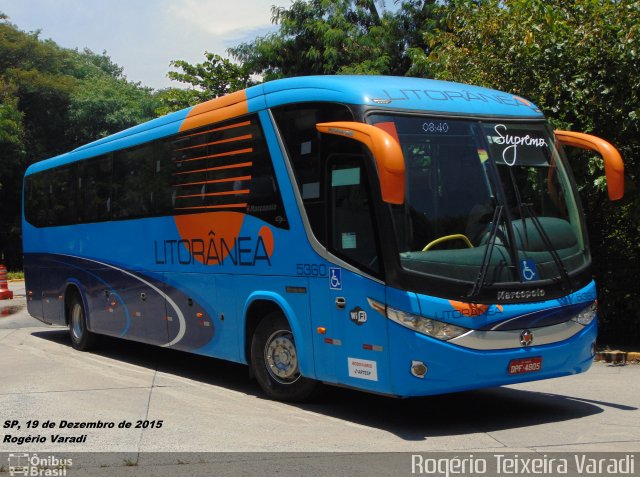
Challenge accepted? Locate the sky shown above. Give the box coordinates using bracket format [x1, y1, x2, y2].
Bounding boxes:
[0, 0, 293, 89]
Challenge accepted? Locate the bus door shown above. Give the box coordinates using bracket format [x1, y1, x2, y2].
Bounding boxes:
[311, 151, 388, 388]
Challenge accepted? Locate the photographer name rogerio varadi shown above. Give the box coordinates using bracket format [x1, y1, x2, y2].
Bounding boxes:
[3, 418, 163, 445]
[411, 454, 636, 476]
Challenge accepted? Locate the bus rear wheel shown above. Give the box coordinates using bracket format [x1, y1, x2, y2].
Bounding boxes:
[250, 312, 317, 402]
[67, 293, 97, 351]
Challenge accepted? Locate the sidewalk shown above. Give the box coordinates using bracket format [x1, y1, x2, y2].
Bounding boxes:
[6, 278, 25, 297]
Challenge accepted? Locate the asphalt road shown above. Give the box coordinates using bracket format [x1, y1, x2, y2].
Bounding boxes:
[1, 281, 638, 475]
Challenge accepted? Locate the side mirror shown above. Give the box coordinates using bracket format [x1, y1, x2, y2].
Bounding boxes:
[554, 130, 624, 200]
[316, 122, 405, 204]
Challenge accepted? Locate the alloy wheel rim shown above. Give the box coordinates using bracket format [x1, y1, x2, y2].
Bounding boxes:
[264, 330, 300, 384]
[71, 304, 83, 341]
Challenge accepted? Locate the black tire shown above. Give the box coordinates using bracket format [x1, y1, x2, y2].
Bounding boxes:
[250, 311, 318, 402]
[67, 293, 98, 351]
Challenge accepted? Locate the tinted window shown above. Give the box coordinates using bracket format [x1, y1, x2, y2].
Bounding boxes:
[80, 155, 112, 222]
[329, 154, 380, 274]
[272, 103, 354, 242]
[24, 114, 286, 228]
[112, 142, 172, 219]
[24, 173, 53, 227]
[50, 165, 78, 225]
[170, 115, 288, 228]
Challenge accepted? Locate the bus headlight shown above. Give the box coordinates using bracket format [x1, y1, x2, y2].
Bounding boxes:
[571, 302, 597, 326]
[368, 299, 469, 341]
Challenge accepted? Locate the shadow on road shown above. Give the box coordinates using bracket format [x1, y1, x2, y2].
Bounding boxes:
[32, 328, 637, 442]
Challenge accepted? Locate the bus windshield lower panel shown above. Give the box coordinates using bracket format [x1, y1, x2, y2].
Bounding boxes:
[369, 115, 589, 289]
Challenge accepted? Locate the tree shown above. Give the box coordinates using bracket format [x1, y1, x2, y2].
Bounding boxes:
[68, 76, 159, 144]
[0, 79, 25, 268]
[155, 52, 252, 115]
[0, 13, 159, 270]
[228, 0, 444, 79]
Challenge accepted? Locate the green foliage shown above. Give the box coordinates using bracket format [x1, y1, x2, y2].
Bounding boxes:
[413, 0, 640, 136]
[229, 0, 443, 79]
[74, 48, 125, 80]
[0, 13, 159, 269]
[68, 76, 158, 144]
[156, 52, 251, 115]
[414, 0, 640, 343]
[0, 81, 23, 148]
[168, 52, 251, 97]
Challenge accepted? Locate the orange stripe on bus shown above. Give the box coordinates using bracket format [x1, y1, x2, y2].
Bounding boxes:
[179, 90, 248, 133]
[175, 175, 252, 187]
[175, 134, 252, 152]
[174, 203, 247, 210]
[175, 148, 253, 164]
[177, 121, 251, 141]
[174, 162, 252, 176]
[175, 189, 250, 199]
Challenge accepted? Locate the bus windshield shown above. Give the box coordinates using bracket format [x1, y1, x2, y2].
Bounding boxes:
[369, 115, 588, 287]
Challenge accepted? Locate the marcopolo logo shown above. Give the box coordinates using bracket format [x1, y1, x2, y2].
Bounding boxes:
[497, 289, 546, 302]
[8, 453, 72, 476]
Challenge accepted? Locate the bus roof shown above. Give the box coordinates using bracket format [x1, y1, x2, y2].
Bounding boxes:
[26, 75, 543, 175]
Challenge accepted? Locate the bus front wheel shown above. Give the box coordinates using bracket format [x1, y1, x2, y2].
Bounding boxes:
[67, 293, 97, 351]
[250, 312, 317, 402]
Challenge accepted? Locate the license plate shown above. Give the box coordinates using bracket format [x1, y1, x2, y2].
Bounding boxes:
[508, 357, 542, 375]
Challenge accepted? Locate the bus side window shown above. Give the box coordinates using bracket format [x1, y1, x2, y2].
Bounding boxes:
[112, 144, 157, 219]
[25, 173, 53, 227]
[328, 154, 380, 274]
[169, 115, 287, 228]
[24, 166, 75, 227]
[80, 154, 112, 223]
[150, 141, 174, 216]
[245, 120, 289, 228]
[272, 103, 354, 245]
[51, 165, 78, 226]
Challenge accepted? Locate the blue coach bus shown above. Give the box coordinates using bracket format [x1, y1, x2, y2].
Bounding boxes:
[22, 76, 624, 401]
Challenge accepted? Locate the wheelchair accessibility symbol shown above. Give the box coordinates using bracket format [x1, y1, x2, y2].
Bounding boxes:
[521, 259, 538, 282]
[329, 268, 342, 290]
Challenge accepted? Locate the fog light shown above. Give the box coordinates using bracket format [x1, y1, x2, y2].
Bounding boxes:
[411, 360, 428, 379]
[591, 341, 596, 357]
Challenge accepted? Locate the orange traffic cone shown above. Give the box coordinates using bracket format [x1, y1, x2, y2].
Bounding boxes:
[0, 264, 13, 300]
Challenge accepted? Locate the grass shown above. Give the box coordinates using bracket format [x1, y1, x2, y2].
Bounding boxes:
[7, 271, 24, 280]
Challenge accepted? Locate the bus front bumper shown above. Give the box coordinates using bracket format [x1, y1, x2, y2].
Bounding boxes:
[387, 318, 597, 397]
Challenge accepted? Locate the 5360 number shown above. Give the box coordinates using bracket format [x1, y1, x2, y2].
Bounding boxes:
[296, 264, 328, 277]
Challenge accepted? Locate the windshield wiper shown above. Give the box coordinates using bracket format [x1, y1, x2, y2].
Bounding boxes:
[521, 203, 573, 291]
[504, 166, 573, 291]
[508, 168, 530, 247]
[467, 205, 504, 299]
